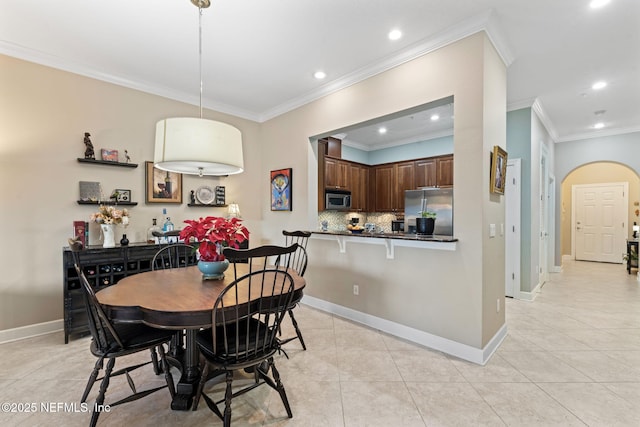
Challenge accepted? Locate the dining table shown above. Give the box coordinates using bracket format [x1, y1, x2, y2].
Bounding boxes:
[96, 264, 306, 410]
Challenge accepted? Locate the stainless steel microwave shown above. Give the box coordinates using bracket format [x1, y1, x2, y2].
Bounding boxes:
[325, 190, 351, 210]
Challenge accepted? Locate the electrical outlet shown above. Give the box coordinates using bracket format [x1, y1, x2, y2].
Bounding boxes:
[353, 284, 359, 295]
[497, 298, 500, 313]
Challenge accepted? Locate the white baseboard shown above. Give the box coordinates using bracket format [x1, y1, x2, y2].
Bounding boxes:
[518, 282, 541, 302]
[301, 295, 505, 365]
[551, 265, 563, 273]
[0, 319, 63, 344]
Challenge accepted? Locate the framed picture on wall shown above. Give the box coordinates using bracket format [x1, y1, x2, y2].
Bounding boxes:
[271, 168, 292, 211]
[490, 146, 508, 195]
[145, 161, 182, 204]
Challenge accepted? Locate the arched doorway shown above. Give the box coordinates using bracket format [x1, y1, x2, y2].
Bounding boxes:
[560, 162, 640, 261]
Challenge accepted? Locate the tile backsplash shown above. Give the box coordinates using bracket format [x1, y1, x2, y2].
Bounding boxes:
[317, 211, 398, 233]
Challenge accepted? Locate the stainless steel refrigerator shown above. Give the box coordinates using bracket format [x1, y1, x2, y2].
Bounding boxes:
[404, 188, 453, 235]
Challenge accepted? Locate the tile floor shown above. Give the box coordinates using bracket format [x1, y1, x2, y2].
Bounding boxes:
[2, 260, 640, 426]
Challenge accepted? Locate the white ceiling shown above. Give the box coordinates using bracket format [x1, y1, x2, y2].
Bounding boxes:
[1, 0, 638, 145]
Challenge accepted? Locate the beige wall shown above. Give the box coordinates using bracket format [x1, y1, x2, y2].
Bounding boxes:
[561, 162, 640, 257]
[0, 54, 261, 331]
[1, 31, 507, 356]
[260, 32, 506, 350]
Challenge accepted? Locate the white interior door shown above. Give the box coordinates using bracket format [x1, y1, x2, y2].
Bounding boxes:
[574, 183, 627, 263]
[505, 159, 521, 298]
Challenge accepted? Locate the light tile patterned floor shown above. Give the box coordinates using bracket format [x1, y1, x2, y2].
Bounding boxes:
[1, 259, 640, 426]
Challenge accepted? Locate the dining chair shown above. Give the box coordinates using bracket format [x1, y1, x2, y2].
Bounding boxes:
[279, 230, 311, 350]
[151, 243, 197, 270]
[152, 243, 196, 359]
[192, 244, 299, 426]
[69, 243, 176, 427]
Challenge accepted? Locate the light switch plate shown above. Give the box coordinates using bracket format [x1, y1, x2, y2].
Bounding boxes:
[489, 223, 496, 237]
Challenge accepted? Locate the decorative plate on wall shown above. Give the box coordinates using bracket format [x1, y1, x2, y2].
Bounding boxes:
[195, 186, 215, 204]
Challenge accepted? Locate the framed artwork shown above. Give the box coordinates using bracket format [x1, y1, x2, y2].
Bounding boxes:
[490, 146, 508, 195]
[114, 189, 131, 203]
[145, 161, 182, 204]
[271, 168, 292, 211]
[101, 149, 119, 162]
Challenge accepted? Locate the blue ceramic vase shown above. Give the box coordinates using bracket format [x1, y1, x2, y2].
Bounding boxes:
[197, 259, 229, 280]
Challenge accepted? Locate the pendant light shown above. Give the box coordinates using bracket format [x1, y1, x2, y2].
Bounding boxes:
[154, 0, 244, 177]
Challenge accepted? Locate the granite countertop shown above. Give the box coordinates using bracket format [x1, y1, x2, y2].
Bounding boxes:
[312, 230, 458, 242]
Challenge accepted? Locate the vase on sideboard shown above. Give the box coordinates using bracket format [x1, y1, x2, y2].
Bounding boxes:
[101, 224, 116, 248]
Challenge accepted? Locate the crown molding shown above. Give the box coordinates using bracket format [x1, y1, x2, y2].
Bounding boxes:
[507, 97, 536, 112]
[531, 99, 559, 142]
[555, 125, 640, 143]
[259, 10, 514, 122]
[1, 9, 514, 125]
[342, 129, 454, 152]
[0, 41, 262, 122]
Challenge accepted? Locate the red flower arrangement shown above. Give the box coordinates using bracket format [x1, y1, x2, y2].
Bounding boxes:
[179, 216, 249, 262]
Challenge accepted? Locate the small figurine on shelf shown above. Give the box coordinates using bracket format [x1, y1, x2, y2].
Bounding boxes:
[124, 149, 131, 163]
[83, 132, 95, 159]
[190, 190, 196, 204]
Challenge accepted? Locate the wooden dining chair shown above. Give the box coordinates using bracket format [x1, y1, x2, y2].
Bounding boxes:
[69, 243, 176, 427]
[279, 230, 311, 350]
[151, 243, 197, 270]
[192, 244, 299, 426]
[152, 243, 196, 359]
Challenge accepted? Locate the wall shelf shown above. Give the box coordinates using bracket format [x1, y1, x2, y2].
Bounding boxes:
[77, 158, 138, 168]
[187, 203, 228, 208]
[77, 200, 138, 206]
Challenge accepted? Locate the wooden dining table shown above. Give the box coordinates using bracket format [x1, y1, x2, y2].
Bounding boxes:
[96, 264, 306, 410]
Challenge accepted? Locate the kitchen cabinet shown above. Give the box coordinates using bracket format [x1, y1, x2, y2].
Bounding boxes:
[324, 157, 350, 190]
[415, 158, 437, 187]
[373, 161, 414, 212]
[415, 155, 453, 188]
[437, 155, 454, 187]
[373, 164, 394, 212]
[395, 161, 415, 211]
[349, 163, 368, 211]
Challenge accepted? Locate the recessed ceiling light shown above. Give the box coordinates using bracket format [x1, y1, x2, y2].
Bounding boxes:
[314, 71, 326, 80]
[388, 29, 402, 41]
[592, 81, 607, 90]
[430, 114, 440, 121]
[378, 127, 387, 134]
[590, 0, 610, 9]
[594, 122, 605, 129]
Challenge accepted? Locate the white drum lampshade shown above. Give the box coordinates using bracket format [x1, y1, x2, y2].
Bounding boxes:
[154, 117, 244, 176]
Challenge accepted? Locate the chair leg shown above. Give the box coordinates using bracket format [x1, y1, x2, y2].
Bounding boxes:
[149, 348, 161, 375]
[90, 357, 115, 427]
[169, 331, 184, 358]
[157, 344, 175, 399]
[288, 309, 306, 350]
[269, 358, 292, 418]
[192, 362, 209, 411]
[223, 370, 233, 427]
[81, 356, 104, 403]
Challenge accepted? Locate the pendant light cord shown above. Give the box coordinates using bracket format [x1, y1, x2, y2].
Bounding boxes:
[198, 5, 203, 119]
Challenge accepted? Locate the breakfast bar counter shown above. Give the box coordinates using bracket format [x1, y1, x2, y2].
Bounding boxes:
[311, 231, 458, 259]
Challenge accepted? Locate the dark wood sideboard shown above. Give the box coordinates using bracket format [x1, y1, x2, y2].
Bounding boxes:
[62, 243, 167, 343]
